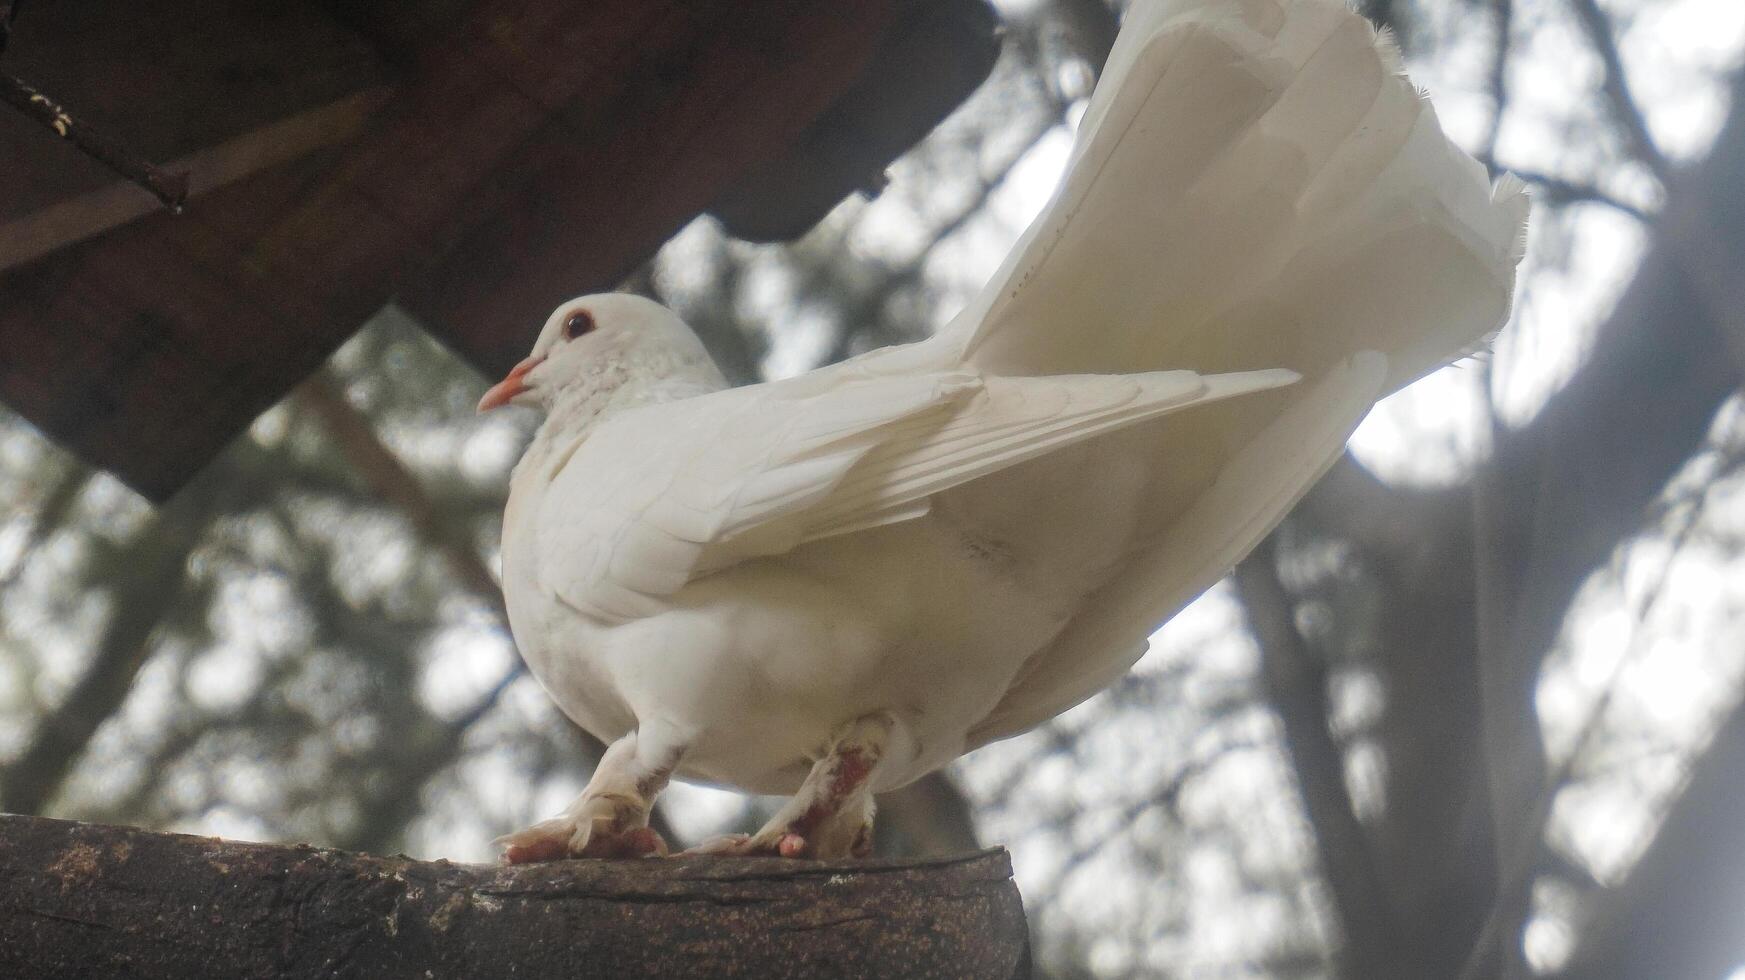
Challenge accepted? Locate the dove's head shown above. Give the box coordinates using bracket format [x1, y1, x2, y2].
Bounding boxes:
[478, 293, 721, 413]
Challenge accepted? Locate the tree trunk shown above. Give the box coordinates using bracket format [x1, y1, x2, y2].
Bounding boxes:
[1554, 698, 1745, 980]
[0, 814, 1029, 979]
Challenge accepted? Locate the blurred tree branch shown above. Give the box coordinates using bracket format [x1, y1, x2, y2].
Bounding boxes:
[1050, 0, 1119, 76]
[1271, 56, 1745, 980]
[1472, 52, 1745, 946]
[293, 372, 504, 615]
[1553, 695, 1745, 979]
[876, 772, 982, 856]
[1505, 169, 1651, 221]
[0, 460, 88, 593]
[1481, 62, 1745, 975]
[0, 468, 229, 815]
[821, 107, 1061, 365]
[1236, 537, 1409, 977]
[1297, 454, 1469, 570]
[1356, 0, 1407, 40]
[1240, 52, 1745, 978]
[1478, 0, 1514, 168]
[291, 370, 678, 851]
[1566, 0, 1671, 181]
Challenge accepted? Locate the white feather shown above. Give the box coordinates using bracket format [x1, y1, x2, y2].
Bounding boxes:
[531, 364, 1297, 622]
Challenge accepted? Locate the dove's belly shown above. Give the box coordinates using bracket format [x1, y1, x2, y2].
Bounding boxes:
[508, 509, 1093, 796]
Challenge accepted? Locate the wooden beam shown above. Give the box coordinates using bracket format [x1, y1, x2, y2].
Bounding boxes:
[708, 0, 1001, 243]
[0, 0, 388, 221]
[0, 0, 996, 501]
[0, 88, 392, 273]
[0, 0, 393, 500]
[397, 0, 946, 376]
[0, 814, 1030, 979]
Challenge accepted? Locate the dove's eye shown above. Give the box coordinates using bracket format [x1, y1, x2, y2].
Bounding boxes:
[562, 310, 596, 341]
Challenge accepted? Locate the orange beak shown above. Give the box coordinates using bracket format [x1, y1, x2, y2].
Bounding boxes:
[477, 356, 544, 412]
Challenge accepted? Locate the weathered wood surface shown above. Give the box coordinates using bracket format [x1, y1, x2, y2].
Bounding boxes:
[0, 0, 997, 503]
[0, 813, 1031, 979]
[0, 0, 386, 224]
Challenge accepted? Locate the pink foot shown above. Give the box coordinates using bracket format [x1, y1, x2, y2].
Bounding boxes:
[499, 822, 666, 864]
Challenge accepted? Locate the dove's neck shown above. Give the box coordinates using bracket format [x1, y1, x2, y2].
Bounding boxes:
[517, 348, 728, 486]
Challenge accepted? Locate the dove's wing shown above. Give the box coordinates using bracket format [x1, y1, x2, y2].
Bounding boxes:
[534, 363, 1297, 622]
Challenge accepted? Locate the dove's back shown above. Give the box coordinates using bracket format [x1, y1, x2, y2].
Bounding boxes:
[935, 0, 1528, 744]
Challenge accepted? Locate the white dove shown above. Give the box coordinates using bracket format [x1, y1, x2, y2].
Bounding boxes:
[480, 0, 1527, 862]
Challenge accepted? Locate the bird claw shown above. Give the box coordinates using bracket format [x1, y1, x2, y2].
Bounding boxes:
[497, 815, 667, 863]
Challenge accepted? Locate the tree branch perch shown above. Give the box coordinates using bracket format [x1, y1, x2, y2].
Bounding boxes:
[0, 814, 1030, 979]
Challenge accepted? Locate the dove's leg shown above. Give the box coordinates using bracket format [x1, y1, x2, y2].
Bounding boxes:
[689, 712, 892, 860]
[497, 726, 683, 863]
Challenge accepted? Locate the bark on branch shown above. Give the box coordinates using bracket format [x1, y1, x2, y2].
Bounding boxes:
[0, 814, 1029, 979]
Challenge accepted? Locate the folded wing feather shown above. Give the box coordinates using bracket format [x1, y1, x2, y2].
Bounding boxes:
[535, 365, 1297, 622]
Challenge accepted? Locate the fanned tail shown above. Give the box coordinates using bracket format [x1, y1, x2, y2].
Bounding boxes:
[945, 0, 1530, 746]
[951, 0, 1528, 392]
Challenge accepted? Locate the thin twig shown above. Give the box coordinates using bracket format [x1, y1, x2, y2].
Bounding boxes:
[1478, 0, 1514, 169]
[1236, 537, 1408, 977]
[0, 1, 19, 56]
[1039, 735, 1260, 897]
[0, 72, 188, 212]
[1506, 168, 1652, 222]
